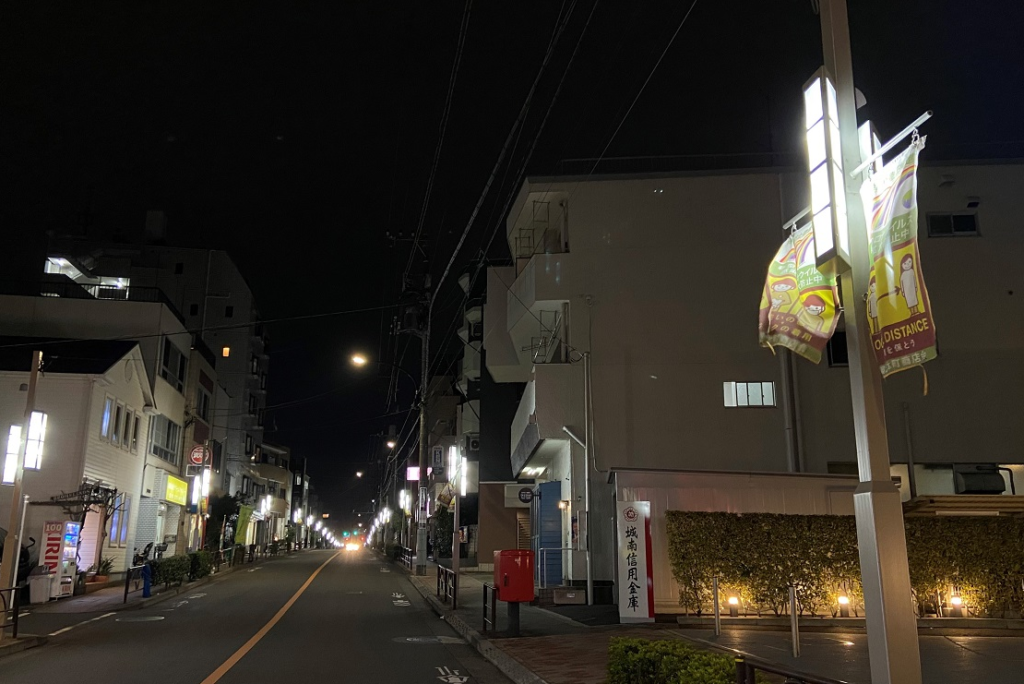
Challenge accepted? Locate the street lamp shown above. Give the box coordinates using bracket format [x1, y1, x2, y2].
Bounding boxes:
[386, 439, 397, 449]
[350, 353, 368, 367]
[356, 471, 363, 478]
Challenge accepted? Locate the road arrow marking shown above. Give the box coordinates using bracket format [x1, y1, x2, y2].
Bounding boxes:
[435, 666, 469, 683]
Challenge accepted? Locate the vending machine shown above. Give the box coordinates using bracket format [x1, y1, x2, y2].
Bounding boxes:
[42, 520, 81, 599]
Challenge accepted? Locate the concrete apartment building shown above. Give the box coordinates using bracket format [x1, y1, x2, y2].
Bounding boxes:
[483, 161, 1024, 607]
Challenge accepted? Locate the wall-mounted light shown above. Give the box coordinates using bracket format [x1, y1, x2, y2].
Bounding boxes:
[222, 346, 231, 358]
[558, 500, 569, 510]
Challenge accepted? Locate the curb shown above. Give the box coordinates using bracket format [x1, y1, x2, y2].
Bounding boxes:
[0, 636, 47, 661]
[118, 565, 240, 612]
[404, 574, 549, 684]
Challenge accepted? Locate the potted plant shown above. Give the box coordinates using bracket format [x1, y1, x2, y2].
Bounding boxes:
[93, 557, 114, 583]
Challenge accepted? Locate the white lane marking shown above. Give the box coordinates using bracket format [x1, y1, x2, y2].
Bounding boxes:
[187, 593, 207, 599]
[48, 611, 116, 636]
[18, 612, 30, 618]
[247, 567, 262, 573]
[436, 666, 469, 683]
[174, 600, 189, 608]
[380, 567, 390, 573]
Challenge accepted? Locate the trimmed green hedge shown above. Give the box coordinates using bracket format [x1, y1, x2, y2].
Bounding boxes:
[667, 511, 1024, 618]
[147, 555, 191, 586]
[189, 550, 214, 580]
[608, 638, 766, 684]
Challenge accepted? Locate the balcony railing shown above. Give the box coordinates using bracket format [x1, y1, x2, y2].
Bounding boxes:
[0, 277, 189, 326]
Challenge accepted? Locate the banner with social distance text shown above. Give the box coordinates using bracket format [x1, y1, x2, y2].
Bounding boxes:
[859, 141, 937, 377]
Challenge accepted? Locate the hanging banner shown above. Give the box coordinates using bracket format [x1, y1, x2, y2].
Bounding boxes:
[616, 501, 654, 623]
[860, 142, 937, 377]
[758, 224, 840, 363]
[235, 505, 254, 544]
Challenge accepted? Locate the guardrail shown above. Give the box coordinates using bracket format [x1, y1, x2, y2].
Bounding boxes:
[538, 546, 575, 588]
[674, 634, 851, 684]
[482, 583, 498, 633]
[400, 546, 414, 570]
[0, 586, 23, 639]
[436, 565, 457, 609]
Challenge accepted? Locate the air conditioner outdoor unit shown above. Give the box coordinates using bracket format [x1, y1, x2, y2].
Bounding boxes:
[466, 434, 481, 452]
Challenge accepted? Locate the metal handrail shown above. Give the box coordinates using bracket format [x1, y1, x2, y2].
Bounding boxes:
[538, 546, 575, 588]
[673, 634, 851, 684]
[482, 583, 498, 633]
[0, 586, 23, 639]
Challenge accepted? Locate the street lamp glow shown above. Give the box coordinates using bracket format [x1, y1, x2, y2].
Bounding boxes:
[803, 68, 850, 269]
[315, 521, 323, 531]
[386, 439, 397, 449]
[350, 353, 368, 367]
[23, 411, 47, 470]
[306, 515, 314, 526]
[838, 595, 850, 605]
[950, 595, 963, 607]
[727, 596, 739, 606]
[356, 471, 363, 478]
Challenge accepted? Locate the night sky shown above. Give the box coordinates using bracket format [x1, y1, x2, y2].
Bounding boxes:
[4, 1, 1022, 526]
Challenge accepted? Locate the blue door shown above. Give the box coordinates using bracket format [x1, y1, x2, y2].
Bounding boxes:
[533, 481, 562, 587]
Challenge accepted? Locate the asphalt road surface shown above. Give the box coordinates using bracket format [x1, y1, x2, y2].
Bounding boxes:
[1, 549, 509, 684]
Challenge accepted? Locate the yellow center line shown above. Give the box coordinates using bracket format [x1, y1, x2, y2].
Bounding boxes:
[200, 552, 340, 684]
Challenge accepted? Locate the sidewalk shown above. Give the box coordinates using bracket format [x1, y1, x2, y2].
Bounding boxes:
[399, 556, 1024, 684]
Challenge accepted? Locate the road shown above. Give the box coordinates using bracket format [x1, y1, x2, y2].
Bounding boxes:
[1, 549, 509, 684]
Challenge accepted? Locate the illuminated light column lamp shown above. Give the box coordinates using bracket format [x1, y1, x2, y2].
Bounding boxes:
[306, 515, 314, 549]
[807, 2, 923, 681]
[0, 350, 44, 643]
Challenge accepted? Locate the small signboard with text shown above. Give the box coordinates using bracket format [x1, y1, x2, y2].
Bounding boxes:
[616, 501, 654, 623]
[42, 521, 64, 574]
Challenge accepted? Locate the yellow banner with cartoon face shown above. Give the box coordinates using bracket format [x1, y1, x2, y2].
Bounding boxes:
[758, 224, 840, 364]
[860, 142, 937, 377]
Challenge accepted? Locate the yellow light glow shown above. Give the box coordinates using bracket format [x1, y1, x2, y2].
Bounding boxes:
[345, 543, 360, 551]
[838, 595, 850, 605]
[386, 439, 397, 449]
[222, 346, 231, 358]
[727, 597, 739, 606]
[351, 354, 368, 367]
[950, 595, 963, 606]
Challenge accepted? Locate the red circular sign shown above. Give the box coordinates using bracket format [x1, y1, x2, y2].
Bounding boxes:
[623, 506, 639, 523]
[190, 445, 210, 465]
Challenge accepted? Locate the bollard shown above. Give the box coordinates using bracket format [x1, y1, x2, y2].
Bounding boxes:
[508, 601, 521, 637]
[789, 585, 800, 658]
[713, 576, 722, 636]
[734, 657, 747, 684]
[142, 564, 152, 599]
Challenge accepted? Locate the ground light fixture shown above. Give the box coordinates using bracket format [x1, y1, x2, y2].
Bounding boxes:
[838, 594, 851, 618]
[728, 596, 739, 617]
[949, 594, 964, 618]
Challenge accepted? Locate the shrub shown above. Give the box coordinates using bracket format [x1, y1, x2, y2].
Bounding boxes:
[189, 550, 214, 580]
[148, 555, 191, 586]
[667, 511, 1024, 618]
[607, 638, 764, 684]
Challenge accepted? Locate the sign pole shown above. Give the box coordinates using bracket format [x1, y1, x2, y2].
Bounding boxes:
[818, 1, 922, 682]
[0, 351, 41, 642]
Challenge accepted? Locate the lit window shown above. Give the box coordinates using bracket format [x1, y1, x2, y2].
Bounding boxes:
[101, 397, 114, 439]
[149, 414, 181, 464]
[222, 346, 231, 358]
[723, 382, 777, 408]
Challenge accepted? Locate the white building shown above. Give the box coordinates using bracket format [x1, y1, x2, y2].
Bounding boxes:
[0, 339, 153, 576]
[484, 161, 1024, 603]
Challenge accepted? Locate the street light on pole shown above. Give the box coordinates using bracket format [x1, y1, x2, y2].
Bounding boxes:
[810, 2, 923, 682]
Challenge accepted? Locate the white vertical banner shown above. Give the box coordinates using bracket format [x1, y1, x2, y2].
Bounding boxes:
[616, 501, 654, 623]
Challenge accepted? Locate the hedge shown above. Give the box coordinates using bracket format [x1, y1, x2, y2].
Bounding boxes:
[666, 511, 1024, 618]
[147, 555, 191, 586]
[189, 550, 214, 580]
[608, 638, 767, 684]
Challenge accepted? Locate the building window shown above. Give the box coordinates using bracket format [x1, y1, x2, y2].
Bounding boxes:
[260, 373, 267, 390]
[149, 414, 181, 465]
[131, 415, 140, 453]
[295, 474, 302, 486]
[222, 346, 231, 358]
[196, 388, 211, 422]
[122, 409, 134, 449]
[257, 409, 265, 427]
[245, 434, 254, 455]
[250, 354, 259, 375]
[109, 493, 131, 548]
[100, 397, 115, 439]
[160, 338, 188, 393]
[225, 305, 234, 318]
[827, 331, 849, 367]
[242, 476, 252, 495]
[119, 495, 131, 546]
[927, 212, 979, 237]
[111, 403, 124, 444]
[174, 262, 184, 274]
[189, 303, 199, 316]
[723, 381, 776, 408]
[248, 393, 258, 414]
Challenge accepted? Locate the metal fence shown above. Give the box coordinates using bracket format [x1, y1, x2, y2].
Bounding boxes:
[400, 546, 414, 570]
[0, 586, 23, 639]
[482, 583, 498, 633]
[674, 634, 852, 684]
[123, 565, 147, 603]
[436, 565, 457, 609]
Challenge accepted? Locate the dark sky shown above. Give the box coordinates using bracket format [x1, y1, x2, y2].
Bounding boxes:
[4, 1, 1022, 525]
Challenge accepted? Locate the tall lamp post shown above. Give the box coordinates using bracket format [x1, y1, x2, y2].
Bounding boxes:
[809, 2, 922, 682]
[0, 351, 45, 643]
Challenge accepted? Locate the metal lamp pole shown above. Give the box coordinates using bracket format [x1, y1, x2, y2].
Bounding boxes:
[0, 350, 42, 642]
[415, 319, 430, 575]
[818, 1, 922, 682]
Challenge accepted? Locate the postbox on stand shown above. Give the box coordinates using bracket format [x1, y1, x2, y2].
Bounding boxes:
[494, 550, 534, 635]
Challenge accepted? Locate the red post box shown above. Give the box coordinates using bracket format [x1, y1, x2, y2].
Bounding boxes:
[494, 549, 534, 603]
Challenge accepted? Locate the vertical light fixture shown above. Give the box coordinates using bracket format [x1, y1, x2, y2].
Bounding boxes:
[2, 426, 21, 485]
[804, 68, 850, 269]
[23, 411, 47, 470]
[460, 456, 468, 497]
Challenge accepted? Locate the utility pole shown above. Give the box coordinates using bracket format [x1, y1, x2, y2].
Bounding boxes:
[415, 310, 430, 575]
[0, 350, 42, 642]
[818, 1, 922, 682]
